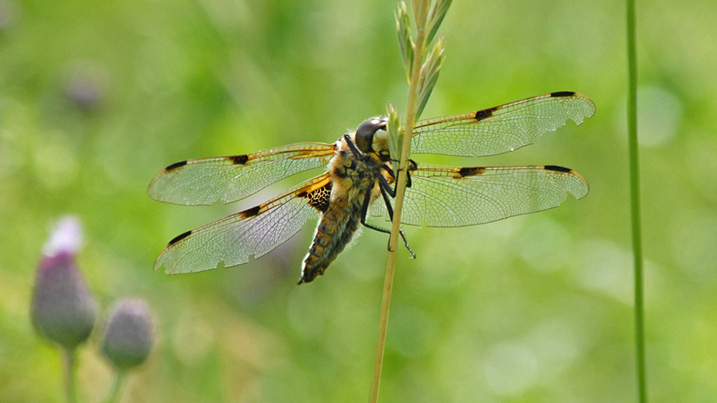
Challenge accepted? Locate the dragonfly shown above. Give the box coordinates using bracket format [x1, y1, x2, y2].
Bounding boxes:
[149, 91, 595, 284]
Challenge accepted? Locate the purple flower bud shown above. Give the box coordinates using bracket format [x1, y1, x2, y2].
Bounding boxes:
[101, 299, 154, 371]
[31, 217, 95, 349]
[62, 62, 107, 111]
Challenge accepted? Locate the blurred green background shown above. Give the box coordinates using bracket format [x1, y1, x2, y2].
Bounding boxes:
[2, 0, 716, 401]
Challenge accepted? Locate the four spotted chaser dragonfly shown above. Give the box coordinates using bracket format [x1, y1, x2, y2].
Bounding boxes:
[149, 91, 595, 284]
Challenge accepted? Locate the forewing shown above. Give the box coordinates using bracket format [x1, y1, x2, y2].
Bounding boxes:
[410, 92, 595, 157]
[371, 164, 588, 227]
[154, 173, 332, 274]
[148, 142, 334, 205]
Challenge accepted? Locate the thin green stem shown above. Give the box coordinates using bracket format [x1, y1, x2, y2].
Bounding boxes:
[62, 347, 77, 403]
[369, 2, 429, 402]
[105, 371, 127, 403]
[626, 0, 647, 401]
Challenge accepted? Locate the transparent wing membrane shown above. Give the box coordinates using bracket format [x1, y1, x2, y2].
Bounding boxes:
[410, 92, 595, 157]
[154, 174, 330, 274]
[148, 143, 334, 205]
[370, 164, 588, 227]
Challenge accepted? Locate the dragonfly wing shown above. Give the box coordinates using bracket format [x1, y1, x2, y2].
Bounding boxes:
[155, 173, 332, 274]
[410, 92, 595, 157]
[371, 164, 588, 227]
[148, 142, 334, 205]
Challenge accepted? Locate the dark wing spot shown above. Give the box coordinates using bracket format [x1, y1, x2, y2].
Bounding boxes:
[169, 230, 192, 245]
[550, 91, 576, 98]
[240, 205, 261, 218]
[544, 165, 572, 173]
[474, 107, 497, 121]
[229, 155, 249, 165]
[166, 160, 188, 171]
[458, 167, 486, 177]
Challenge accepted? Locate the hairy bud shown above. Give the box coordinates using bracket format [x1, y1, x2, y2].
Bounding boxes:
[101, 299, 154, 371]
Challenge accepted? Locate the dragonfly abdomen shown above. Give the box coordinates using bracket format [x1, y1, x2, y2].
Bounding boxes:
[300, 199, 362, 283]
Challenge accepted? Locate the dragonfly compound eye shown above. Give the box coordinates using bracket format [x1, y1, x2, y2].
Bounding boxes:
[355, 117, 386, 153]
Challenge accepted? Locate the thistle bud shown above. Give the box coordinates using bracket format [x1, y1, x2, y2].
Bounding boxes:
[101, 299, 154, 371]
[62, 63, 106, 111]
[31, 217, 96, 349]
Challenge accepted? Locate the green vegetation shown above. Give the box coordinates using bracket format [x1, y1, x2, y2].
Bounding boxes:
[2, 0, 716, 401]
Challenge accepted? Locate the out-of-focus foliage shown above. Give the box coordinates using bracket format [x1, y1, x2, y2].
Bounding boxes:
[2, 0, 716, 401]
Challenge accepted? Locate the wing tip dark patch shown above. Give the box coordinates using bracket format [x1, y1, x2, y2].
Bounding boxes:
[229, 154, 249, 165]
[240, 205, 261, 218]
[474, 107, 497, 121]
[169, 230, 192, 245]
[551, 91, 576, 98]
[166, 160, 188, 171]
[544, 165, 573, 173]
[458, 167, 487, 177]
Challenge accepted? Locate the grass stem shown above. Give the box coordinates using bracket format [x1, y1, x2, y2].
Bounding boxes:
[626, 0, 647, 401]
[369, 2, 430, 401]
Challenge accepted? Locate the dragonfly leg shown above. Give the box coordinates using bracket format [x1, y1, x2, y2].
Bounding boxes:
[380, 159, 416, 197]
[344, 133, 362, 158]
[361, 183, 415, 259]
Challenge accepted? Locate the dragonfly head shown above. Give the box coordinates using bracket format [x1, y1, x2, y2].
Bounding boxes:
[355, 117, 388, 154]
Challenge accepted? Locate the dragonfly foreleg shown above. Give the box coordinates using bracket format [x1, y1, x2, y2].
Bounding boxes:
[344, 133, 362, 158]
